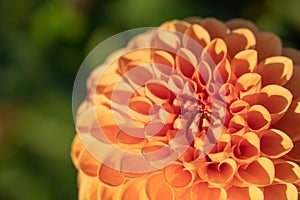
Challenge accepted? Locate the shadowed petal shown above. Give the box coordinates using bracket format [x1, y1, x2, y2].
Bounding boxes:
[263, 183, 298, 200]
[226, 18, 258, 33]
[274, 98, 300, 141]
[260, 129, 293, 158]
[189, 181, 227, 200]
[227, 186, 263, 200]
[237, 157, 274, 186]
[273, 159, 300, 184]
[255, 31, 282, 62]
[146, 172, 174, 200]
[231, 49, 258, 78]
[256, 56, 293, 86]
[225, 28, 256, 57]
[198, 158, 237, 186]
[200, 17, 229, 39]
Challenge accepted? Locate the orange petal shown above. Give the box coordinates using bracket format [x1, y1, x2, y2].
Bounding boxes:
[227, 186, 264, 200]
[207, 134, 231, 162]
[227, 114, 247, 135]
[273, 159, 300, 183]
[256, 56, 293, 86]
[118, 49, 152, 74]
[98, 184, 121, 200]
[175, 48, 197, 78]
[246, 105, 271, 132]
[226, 18, 258, 33]
[204, 38, 227, 66]
[160, 20, 191, 33]
[257, 84, 293, 124]
[183, 24, 211, 49]
[213, 58, 232, 83]
[98, 164, 125, 187]
[128, 96, 152, 123]
[255, 31, 282, 62]
[146, 172, 174, 200]
[152, 29, 181, 53]
[153, 50, 175, 69]
[285, 65, 300, 100]
[229, 99, 250, 116]
[286, 140, 300, 162]
[231, 132, 260, 163]
[198, 158, 237, 185]
[78, 175, 100, 200]
[189, 181, 227, 200]
[200, 17, 229, 39]
[78, 149, 100, 177]
[121, 179, 148, 200]
[145, 81, 171, 104]
[231, 49, 258, 78]
[224, 28, 256, 57]
[185, 16, 202, 24]
[274, 98, 300, 141]
[163, 161, 194, 188]
[263, 183, 298, 200]
[219, 83, 239, 104]
[260, 129, 293, 158]
[237, 157, 274, 186]
[71, 134, 84, 169]
[282, 47, 300, 65]
[235, 73, 262, 98]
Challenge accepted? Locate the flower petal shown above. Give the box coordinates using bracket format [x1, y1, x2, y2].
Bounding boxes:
[231, 132, 260, 163]
[260, 129, 293, 158]
[286, 140, 300, 162]
[98, 183, 121, 200]
[229, 99, 250, 116]
[273, 159, 300, 183]
[121, 179, 148, 200]
[175, 48, 197, 78]
[78, 149, 100, 177]
[227, 115, 247, 135]
[200, 17, 229, 39]
[163, 161, 194, 188]
[237, 157, 275, 186]
[274, 98, 300, 141]
[282, 47, 300, 65]
[71, 134, 84, 169]
[235, 73, 262, 98]
[146, 172, 174, 200]
[284, 64, 300, 100]
[183, 24, 211, 49]
[257, 85, 293, 124]
[227, 186, 264, 200]
[255, 31, 282, 62]
[219, 83, 239, 104]
[263, 183, 298, 200]
[189, 181, 227, 200]
[98, 164, 125, 187]
[198, 158, 237, 185]
[226, 18, 258, 33]
[231, 49, 258, 78]
[160, 20, 191, 33]
[204, 38, 227, 66]
[152, 50, 175, 69]
[246, 105, 271, 132]
[224, 28, 256, 57]
[256, 56, 293, 86]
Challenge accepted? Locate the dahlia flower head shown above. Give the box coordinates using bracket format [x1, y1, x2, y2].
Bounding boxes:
[71, 17, 300, 200]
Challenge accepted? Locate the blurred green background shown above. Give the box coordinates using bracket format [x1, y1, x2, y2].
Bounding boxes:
[0, 0, 300, 199]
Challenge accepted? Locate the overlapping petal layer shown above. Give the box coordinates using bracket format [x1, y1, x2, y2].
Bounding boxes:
[72, 17, 300, 199]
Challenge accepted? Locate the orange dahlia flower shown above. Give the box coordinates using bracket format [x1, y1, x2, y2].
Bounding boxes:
[71, 17, 300, 200]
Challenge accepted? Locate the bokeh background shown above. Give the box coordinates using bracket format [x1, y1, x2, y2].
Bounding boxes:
[1, 0, 300, 199]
